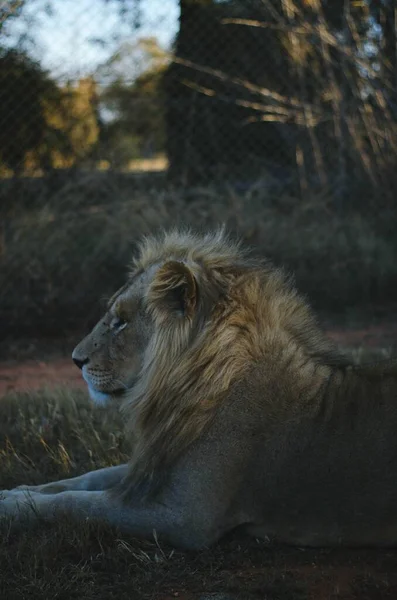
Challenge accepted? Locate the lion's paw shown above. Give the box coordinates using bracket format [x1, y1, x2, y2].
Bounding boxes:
[0, 489, 39, 519]
[0, 493, 23, 518]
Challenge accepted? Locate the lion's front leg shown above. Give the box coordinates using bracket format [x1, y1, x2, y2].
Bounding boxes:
[0, 488, 204, 549]
[10, 464, 129, 495]
[0, 489, 109, 524]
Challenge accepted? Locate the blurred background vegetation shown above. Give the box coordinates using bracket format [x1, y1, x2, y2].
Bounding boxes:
[1, 0, 397, 343]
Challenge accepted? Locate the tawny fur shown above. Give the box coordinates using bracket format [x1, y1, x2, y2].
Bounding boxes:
[119, 229, 347, 496]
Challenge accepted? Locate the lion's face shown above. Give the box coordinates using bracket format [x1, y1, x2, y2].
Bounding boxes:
[72, 268, 156, 406]
[72, 260, 198, 406]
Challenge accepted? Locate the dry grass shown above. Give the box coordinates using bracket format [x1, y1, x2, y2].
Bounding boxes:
[1, 172, 396, 342]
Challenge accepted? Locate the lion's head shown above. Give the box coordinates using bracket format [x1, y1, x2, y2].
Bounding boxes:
[72, 267, 156, 406]
[73, 229, 346, 495]
[72, 229, 246, 406]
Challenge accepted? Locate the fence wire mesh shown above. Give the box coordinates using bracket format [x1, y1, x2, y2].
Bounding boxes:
[1, 0, 397, 342]
[0, 1, 397, 205]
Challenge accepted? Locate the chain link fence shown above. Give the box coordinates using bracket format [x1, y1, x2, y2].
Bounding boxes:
[0, 1, 397, 202]
[1, 1, 397, 341]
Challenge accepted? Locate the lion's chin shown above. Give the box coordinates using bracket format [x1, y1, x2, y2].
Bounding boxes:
[87, 385, 113, 407]
[87, 384, 130, 407]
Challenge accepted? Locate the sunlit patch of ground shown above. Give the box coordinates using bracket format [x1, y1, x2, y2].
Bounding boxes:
[125, 155, 168, 172]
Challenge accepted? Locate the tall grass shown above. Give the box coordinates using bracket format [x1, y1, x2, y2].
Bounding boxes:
[1, 172, 396, 341]
[218, 1, 397, 208]
[172, 1, 397, 210]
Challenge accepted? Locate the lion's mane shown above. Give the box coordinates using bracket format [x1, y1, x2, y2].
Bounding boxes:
[116, 229, 347, 498]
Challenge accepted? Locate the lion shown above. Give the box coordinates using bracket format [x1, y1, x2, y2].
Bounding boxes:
[2, 228, 397, 550]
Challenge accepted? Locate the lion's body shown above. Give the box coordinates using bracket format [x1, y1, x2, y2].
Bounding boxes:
[2, 229, 397, 549]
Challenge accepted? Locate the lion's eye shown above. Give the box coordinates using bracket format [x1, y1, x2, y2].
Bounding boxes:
[111, 317, 127, 332]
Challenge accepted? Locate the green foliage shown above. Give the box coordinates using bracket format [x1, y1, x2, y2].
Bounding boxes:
[98, 38, 169, 167]
[0, 49, 72, 174]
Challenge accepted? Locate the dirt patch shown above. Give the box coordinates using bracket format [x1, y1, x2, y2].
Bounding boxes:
[0, 358, 85, 397]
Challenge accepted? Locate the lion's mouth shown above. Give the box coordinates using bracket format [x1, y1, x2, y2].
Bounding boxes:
[81, 368, 133, 406]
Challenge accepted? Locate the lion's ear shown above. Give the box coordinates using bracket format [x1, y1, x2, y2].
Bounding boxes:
[150, 261, 197, 318]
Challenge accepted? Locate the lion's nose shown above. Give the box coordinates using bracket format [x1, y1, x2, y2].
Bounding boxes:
[73, 357, 89, 370]
[72, 350, 89, 370]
